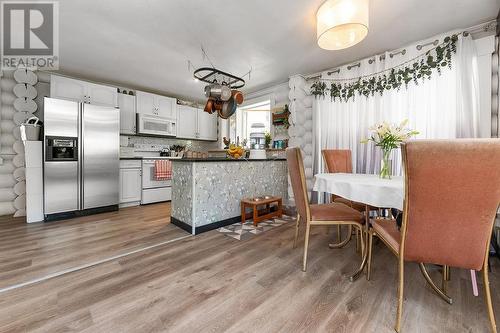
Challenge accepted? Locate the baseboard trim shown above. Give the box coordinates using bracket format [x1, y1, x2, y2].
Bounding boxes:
[171, 216, 242, 235]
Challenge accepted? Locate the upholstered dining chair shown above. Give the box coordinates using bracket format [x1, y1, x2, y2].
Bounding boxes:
[287, 147, 365, 273]
[366, 139, 500, 333]
[322, 149, 373, 250]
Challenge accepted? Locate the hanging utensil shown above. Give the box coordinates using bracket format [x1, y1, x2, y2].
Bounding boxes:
[231, 90, 244, 105]
[214, 99, 224, 112]
[204, 83, 231, 101]
[204, 98, 215, 114]
[219, 96, 237, 119]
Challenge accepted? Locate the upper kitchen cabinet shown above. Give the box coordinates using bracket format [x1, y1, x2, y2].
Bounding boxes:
[50, 75, 117, 107]
[197, 108, 218, 140]
[118, 93, 136, 134]
[136, 91, 176, 119]
[177, 104, 218, 141]
[176, 105, 198, 139]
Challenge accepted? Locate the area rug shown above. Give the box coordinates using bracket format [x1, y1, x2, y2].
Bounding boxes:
[217, 215, 294, 241]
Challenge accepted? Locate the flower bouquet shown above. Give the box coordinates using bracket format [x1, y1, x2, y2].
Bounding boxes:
[361, 119, 419, 179]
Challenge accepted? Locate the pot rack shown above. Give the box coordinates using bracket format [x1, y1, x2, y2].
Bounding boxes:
[193, 67, 245, 89]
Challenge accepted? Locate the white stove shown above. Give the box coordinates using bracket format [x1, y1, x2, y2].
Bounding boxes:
[141, 157, 180, 204]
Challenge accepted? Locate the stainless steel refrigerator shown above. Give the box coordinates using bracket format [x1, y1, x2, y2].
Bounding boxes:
[43, 97, 120, 220]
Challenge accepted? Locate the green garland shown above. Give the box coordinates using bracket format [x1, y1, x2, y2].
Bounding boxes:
[311, 34, 459, 102]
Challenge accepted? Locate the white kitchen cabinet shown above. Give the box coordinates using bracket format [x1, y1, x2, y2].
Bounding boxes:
[118, 93, 136, 134]
[50, 75, 117, 107]
[136, 91, 176, 119]
[87, 82, 118, 106]
[156, 95, 176, 119]
[198, 109, 218, 140]
[177, 105, 198, 139]
[177, 105, 218, 141]
[119, 160, 142, 207]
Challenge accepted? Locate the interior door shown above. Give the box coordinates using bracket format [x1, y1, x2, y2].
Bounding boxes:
[82, 104, 120, 209]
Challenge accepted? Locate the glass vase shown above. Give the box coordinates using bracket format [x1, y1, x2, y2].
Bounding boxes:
[380, 150, 392, 179]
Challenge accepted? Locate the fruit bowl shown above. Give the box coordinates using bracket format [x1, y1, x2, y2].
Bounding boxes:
[226, 144, 245, 159]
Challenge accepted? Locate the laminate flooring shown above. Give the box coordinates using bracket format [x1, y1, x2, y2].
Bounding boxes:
[0, 205, 498, 332]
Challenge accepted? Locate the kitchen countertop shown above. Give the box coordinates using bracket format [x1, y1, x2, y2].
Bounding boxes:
[172, 158, 286, 162]
[120, 156, 183, 160]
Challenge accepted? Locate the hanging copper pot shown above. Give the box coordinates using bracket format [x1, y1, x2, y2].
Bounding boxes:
[214, 99, 224, 111]
[231, 90, 244, 105]
[204, 98, 215, 114]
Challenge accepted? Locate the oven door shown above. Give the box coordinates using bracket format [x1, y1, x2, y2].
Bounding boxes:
[142, 160, 172, 189]
[137, 114, 176, 137]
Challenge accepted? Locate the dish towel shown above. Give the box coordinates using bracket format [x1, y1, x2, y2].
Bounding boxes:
[154, 160, 172, 180]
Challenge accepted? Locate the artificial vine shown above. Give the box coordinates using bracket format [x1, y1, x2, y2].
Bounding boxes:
[311, 34, 459, 102]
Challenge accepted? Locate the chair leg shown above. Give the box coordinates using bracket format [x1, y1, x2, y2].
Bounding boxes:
[483, 256, 497, 333]
[356, 229, 361, 253]
[302, 222, 311, 272]
[441, 265, 451, 293]
[293, 214, 301, 249]
[419, 263, 453, 305]
[367, 230, 373, 281]
[395, 256, 405, 333]
[329, 225, 352, 249]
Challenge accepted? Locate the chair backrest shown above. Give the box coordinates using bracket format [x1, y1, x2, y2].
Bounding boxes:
[322, 149, 353, 173]
[286, 148, 310, 220]
[401, 139, 500, 270]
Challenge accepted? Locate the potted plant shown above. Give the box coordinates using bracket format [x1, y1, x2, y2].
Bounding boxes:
[264, 132, 272, 149]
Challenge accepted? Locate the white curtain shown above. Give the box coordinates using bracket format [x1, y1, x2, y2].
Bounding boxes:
[313, 33, 480, 177]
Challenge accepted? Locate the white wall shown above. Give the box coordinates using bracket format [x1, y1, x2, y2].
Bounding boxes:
[475, 35, 496, 138]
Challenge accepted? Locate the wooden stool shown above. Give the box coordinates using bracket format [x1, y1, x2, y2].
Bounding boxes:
[241, 196, 283, 226]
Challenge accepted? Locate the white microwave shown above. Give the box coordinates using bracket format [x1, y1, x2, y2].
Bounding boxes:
[137, 114, 176, 137]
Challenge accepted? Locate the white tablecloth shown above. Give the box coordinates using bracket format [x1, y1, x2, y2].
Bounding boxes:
[313, 173, 404, 210]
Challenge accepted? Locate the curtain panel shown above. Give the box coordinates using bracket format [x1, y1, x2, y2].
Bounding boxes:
[313, 34, 480, 177]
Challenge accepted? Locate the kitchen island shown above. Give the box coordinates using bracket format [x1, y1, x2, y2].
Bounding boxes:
[171, 158, 288, 234]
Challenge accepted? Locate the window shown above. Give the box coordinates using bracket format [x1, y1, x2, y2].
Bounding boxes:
[229, 100, 270, 149]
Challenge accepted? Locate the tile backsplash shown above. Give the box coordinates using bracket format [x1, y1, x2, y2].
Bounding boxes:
[121, 135, 219, 152]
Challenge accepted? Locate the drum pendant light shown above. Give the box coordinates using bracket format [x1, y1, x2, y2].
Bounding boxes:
[316, 0, 369, 50]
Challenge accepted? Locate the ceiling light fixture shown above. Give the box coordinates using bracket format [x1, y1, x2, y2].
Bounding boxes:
[316, 0, 369, 50]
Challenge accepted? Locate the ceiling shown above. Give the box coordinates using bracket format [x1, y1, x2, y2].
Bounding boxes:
[57, 0, 499, 102]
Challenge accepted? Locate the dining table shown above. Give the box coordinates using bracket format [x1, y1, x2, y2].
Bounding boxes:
[312, 172, 479, 294]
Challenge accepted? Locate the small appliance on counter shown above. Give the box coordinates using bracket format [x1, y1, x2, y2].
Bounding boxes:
[249, 149, 267, 160]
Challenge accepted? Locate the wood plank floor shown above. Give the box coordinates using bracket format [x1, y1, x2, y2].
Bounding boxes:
[0, 203, 189, 290]
[0, 206, 498, 332]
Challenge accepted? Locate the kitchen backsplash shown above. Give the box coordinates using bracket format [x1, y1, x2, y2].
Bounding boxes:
[121, 135, 219, 152]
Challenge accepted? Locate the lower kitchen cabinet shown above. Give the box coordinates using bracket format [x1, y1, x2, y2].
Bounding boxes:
[119, 160, 142, 207]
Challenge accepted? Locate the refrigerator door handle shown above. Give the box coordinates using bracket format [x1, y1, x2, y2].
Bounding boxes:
[77, 103, 83, 210]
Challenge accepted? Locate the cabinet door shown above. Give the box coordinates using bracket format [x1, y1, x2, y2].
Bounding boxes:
[50, 75, 87, 102]
[136, 91, 156, 115]
[119, 168, 142, 203]
[118, 94, 136, 134]
[156, 95, 176, 119]
[176, 105, 198, 139]
[87, 83, 117, 107]
[197, 109, 218, 141]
